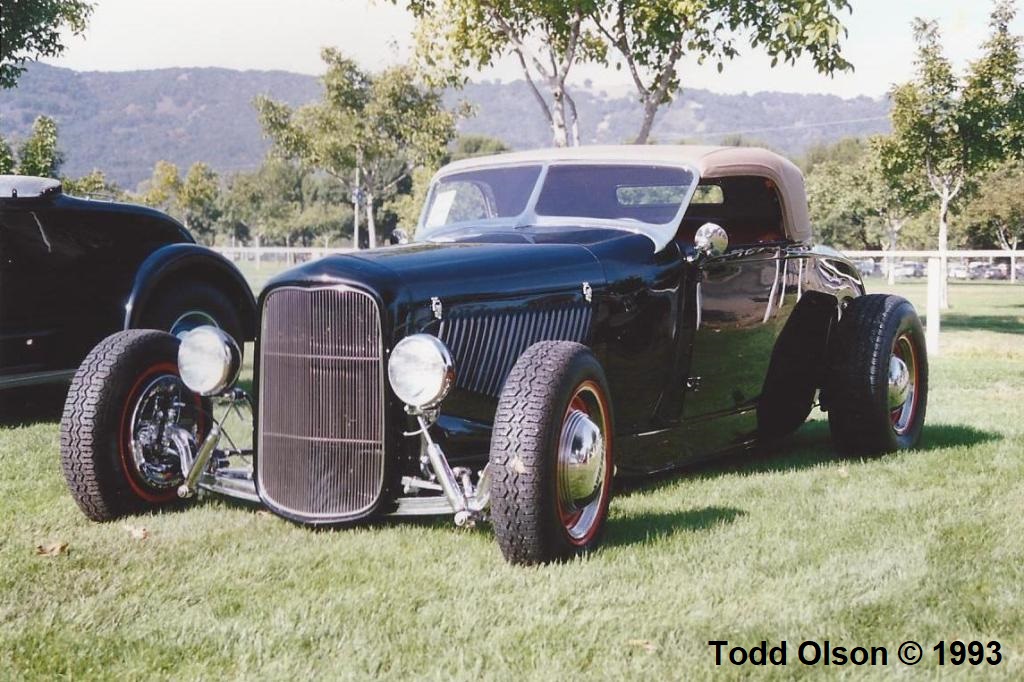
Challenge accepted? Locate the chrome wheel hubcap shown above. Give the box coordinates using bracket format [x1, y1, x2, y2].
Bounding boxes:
[556, 383, 610, 543]
[889, 334, 918, 435]
[887, 355, 910, 410]
[558, 410, 605, 504]
[129, 374, 197, 488]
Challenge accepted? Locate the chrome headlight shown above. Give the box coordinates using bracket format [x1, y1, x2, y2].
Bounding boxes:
[387, 334, 454, 410]
[177, 326, 241, 397]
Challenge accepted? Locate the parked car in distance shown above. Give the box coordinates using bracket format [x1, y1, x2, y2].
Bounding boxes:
[894, 261, 925, 278]
[59, 146, 929, 565]
[0, 175, 256, 392]
[856, 258, 878, 277]
[968, 262, 990, 279]
[983, 264, 1008, 280]
[949, 263, 970, 280]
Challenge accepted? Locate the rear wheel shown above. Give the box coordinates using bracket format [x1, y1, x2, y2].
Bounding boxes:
[140, 281, 245, 348]
[826, 294, 928, 454]
[60, 330, 206, 521]
[489, 342, 614, 565]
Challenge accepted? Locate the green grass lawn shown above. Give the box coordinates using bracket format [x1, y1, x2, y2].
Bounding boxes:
[1, 282, 1022, 680]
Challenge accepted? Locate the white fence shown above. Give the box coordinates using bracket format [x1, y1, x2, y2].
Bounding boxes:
[844, 250, 1020, 284]
[212, 246, 354, 267]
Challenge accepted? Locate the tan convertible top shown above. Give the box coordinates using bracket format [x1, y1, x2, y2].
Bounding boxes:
[441, 145, 812, 243]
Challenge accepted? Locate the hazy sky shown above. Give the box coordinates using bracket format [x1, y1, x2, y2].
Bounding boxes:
[41, 0, 1024, 98]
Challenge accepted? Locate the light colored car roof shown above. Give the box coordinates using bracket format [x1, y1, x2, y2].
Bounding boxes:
[441, 145, 812, 243]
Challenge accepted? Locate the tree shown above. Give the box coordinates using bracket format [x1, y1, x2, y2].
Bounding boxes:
[178, 163, 221, 244]
[450, 133, 511, 160]
[868, 136, 930, 283]
[17, 115, 63, 177]
[596, 0, 853, 143]
[255, 48, 456, 249]
[880, 2, 1023, 307]
[0, 136, 14, 174]
[61, 169, 121, 198]
[137, 160, 182, 214]
[806, 136, 927, 282]
[406, 1, 605, 147]
[962, 160, 1024, 282]
[0, 0, 93, 89]
[218, 158, 355, 250]
[801, 136, 866, 174]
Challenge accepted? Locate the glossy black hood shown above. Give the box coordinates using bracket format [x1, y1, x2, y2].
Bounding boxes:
[263, 239, 608, 314]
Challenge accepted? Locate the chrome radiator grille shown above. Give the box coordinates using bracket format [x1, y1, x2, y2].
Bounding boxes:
[257, 286, 385, 520]
[439, 304, 593, 397]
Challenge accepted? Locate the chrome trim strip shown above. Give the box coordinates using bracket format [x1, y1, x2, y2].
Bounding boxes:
[0, 369, 75, 389]
[387, 495, 455, 516]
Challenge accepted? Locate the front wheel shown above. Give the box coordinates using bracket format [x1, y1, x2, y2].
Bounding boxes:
[60, 330, 207, 521]
[826, 294, 928, 454]
[489, 342, 614, 565]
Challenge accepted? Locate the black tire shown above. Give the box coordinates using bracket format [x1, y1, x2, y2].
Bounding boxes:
[60, 330, 207, 521]
[826, 294, 928, 454]
[489, 341, 614, 565]
[139, 281, 245, 348]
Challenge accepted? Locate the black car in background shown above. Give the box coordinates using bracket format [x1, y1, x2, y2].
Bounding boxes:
[0, 175, 255, 392]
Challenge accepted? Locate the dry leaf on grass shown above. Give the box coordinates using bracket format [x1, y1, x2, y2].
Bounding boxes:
[627, 639, 658, 653]
[125, 525, 149, 540]
[255, 510, 273, 519]
[34, 542, 68, 557]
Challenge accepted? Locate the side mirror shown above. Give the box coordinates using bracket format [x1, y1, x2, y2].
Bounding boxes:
[693, 222, 728, 259]
[389, 228, 410, 246]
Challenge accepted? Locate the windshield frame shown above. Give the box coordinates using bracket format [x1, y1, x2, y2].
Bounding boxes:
[416, 159, 701, 251]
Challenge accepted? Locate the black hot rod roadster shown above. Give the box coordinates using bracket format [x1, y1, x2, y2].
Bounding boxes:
[59, 146, 927, 565]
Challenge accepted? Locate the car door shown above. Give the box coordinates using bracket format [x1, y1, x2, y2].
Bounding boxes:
[683, 245, 782, 423]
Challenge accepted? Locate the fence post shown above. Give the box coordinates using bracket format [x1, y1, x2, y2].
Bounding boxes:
[927, 257, 941, 355]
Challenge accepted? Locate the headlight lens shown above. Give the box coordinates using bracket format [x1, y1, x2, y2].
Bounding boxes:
[387, 334, 454, 409]
[177, 326, 241, 397]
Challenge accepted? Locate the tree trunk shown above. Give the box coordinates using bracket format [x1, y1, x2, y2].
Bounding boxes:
[564, 89, 581, 146]
[938, 190, 950, 309]
[352, 167, 361, 251]
[887, 226, 898, 286]
[634, 97, 659, 145]
[550, 87, 569, 147]
[365, 194, 377, 249]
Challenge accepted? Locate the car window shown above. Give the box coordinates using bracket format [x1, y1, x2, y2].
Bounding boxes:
[678, 176, 786, 246]
[535, 165, 694, 224]
[423, 165, 542, 230]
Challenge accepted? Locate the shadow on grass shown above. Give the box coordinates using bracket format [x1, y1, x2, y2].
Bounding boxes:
[0, 385, 68, 428]
[935, 313, 1024, 334]
[605, 505, 745, 547]
[616, 420, 1001, 498]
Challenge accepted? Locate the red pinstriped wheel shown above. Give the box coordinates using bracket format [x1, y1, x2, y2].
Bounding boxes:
[489, 341, 615, 565]
[61, 330, 207, 521]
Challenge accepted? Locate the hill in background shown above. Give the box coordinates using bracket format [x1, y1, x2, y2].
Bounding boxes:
[0, 63, 890, 188]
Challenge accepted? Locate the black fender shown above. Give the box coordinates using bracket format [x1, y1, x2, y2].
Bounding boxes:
[123, 244, 257, 340]
[757, 290, 839, 435]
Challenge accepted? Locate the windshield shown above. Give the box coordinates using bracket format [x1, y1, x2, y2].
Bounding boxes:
[421, 165, 542, 231]
[417, 162, 697, 247]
